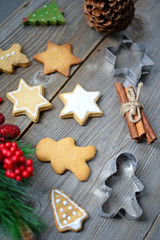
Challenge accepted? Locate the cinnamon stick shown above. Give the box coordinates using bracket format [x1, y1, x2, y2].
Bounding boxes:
[125, 87, 145, 140]
[125, 86, 157, 144]
[141, 110, 157, 144]
[115, 82, 139, 139]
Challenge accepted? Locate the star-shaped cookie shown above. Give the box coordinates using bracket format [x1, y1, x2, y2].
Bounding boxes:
[0, 43, 30, 74]
[36, 137, 96, 181]
[33, 42, 82, 76]
[59, 84, 103, 125]
[6, 79, 52, 122]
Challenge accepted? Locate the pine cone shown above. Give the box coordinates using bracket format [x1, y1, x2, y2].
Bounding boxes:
[83, 0, 135, 34]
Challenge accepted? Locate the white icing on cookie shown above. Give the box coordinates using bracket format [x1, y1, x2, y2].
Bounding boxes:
[1, 57, 4, 60]
[73, 211, 77, 215]
[7, 79, 50, 118]
[60, 84, 102, 121]
[62, 214, 67, 218]
[7, 54, 10, 57]
[51, 189, 88, 230]
[68, 206, 72, 210]
[56, 199, 61, 203]
[59, 208, 64, 212]
[12, 51, 16, 55]
[67, 216, 71, 220]
[63, 201, 67, 206]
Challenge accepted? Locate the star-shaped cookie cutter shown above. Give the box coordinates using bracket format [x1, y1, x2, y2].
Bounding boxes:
[105, 34, 154, 86]
[98, 153, 144, 220]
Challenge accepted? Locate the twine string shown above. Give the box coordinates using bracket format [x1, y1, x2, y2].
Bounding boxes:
[121, 82, 143, 123]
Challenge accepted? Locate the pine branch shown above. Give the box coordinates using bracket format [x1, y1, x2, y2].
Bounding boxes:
[0, 169, 47, 240]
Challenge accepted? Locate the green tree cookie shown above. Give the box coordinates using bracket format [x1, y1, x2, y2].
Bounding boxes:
[23, 1, 65, 26]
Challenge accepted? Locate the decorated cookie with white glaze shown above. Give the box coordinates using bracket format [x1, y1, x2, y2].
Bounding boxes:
[59, 84, 103, 125]
[0, 43, 29, 74]
[50, 189, 88, 232]
[6, 79, 52, 122]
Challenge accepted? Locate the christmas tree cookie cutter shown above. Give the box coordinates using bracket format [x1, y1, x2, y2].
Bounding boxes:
[105, 34, 154, 86]
[98, 153, 144, 220]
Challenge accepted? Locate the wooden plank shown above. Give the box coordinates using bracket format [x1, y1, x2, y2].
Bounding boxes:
[21, 24, 160, 240]
[0, 0, 160, 239]
[0, 0, 104, 131]
[144, 214, 160, 240]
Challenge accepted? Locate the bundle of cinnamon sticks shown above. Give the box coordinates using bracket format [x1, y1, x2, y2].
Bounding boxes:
[115, 82, 157, 144]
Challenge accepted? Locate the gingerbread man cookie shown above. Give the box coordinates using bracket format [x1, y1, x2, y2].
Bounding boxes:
[36, 137, 96, 181]
[0, 43, 30, 74]
[59, 84, 103, 125]
[6, 79, 52, 122]
[33, 42, 82, 76]
[51, 189, 88, 232]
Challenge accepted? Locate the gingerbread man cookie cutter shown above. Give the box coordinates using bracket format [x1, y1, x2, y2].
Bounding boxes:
[98, 153, 144, 220]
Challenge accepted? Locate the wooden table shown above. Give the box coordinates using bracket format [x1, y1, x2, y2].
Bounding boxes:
[0, 0, 159, 239]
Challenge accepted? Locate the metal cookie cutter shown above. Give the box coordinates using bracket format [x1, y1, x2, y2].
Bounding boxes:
[105, 34, 154, 86]
[98, 153, 144, 220]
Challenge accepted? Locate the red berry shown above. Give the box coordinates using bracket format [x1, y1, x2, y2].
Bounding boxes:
[14, 168, 21, 175]
[0, 143, 5, 149]
[2, 148, 7, 156]
[3, 164, 8, 169]
[5, 170, 11, 177]
[10, 146, 17, 153]
[19, 156, 25, 163]
[5, 142, 11, 148]
[22, 170, 29, 178]
[26, 166, 33, 174]
[15, 150, 23, 157]
[9, 172, 15, 179]
[5, 150, 12, 158]
[0, 98, 3, 104]
[26, 159, 33, 166]
[15, 175, 22, 181]
[12, 142, 18, 148]
[0, 113, 5, 125]
[3, 158, 11, 165]
[20, 165, 25, 171]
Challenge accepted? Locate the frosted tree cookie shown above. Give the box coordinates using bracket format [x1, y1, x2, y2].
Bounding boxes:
[50, 189, 88, 232]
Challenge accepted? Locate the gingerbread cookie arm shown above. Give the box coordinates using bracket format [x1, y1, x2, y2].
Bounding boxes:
[77, 145, 97, 161]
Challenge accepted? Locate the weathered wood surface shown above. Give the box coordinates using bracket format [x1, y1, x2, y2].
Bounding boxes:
[144, 214, 160, 240]
[0, 0, 160, 240]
